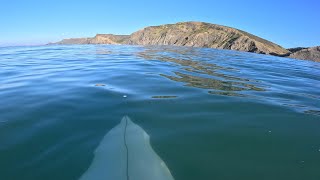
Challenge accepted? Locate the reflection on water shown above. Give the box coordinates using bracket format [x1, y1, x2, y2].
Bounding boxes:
[305, 110, 320, 116]
[152, 96, 178, 99]
[138, 46, 265, 97]
[137, 45, 319, 114]
[208, 91, 247, 97]
[161, 72, 264, 92]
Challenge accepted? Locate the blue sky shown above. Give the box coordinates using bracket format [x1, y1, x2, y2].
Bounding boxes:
[0, 0, 319, 48]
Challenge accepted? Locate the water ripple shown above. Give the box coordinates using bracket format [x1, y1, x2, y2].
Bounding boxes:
[0, 45, 320, 180]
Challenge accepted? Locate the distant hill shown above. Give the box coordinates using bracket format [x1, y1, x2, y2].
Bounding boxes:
[125, 22, 291, 56]
[51, 21, 319, 62]
[52, 34, 129, 45]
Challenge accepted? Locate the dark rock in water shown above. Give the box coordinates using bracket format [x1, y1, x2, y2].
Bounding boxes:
[287, 46, 320, 62]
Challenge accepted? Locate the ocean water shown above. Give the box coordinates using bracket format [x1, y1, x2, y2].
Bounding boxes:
[0, 45, 319, 180]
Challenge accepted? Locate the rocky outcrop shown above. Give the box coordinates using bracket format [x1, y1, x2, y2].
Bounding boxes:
[287, 46, 320, 62]
[53, 22, 290, 56]
[52, 21, 320, 61]
[127, 22, 290, 56]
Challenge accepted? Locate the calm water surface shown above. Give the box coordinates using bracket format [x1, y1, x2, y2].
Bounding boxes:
[0, 45, 319, 180]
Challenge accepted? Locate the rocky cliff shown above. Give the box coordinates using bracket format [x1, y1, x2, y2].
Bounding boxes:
[287, 46, 320, 62]
[126, 22, 290, 56]
[53, 21, 320, 61]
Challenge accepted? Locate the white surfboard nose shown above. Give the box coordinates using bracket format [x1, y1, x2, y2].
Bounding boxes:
[79, 116, 174, 180]
[121, 115, 130, 123]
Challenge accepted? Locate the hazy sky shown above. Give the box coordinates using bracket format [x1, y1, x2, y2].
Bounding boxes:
[0, 0, 319, 48]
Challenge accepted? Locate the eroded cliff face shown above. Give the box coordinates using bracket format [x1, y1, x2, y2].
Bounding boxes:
[53, 22, 290, 56]
[127, 22, 290, 56]
[52, 21, 320, 62]
[288, 46, 320, 62]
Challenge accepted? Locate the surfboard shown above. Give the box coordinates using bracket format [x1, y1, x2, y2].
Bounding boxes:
[79, 116, 174, 180]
